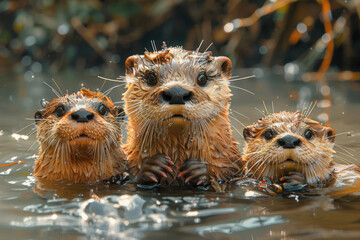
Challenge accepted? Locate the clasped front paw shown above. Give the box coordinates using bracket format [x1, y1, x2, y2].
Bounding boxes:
[280, 172, 308, 192]
[103, 171, 131, 185]
[178, 158, 209, 187]
[136, 154, 174, 185]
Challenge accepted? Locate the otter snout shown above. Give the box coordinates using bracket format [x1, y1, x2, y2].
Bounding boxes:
[70, 108, 94, 123]
[277, 135, 301, 149]
[161, 85, 193, 104]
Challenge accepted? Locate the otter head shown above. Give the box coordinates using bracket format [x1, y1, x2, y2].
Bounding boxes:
[34, 88, 124, 171]
[243, 111, 336, 186]
[124, 46, 232, 132]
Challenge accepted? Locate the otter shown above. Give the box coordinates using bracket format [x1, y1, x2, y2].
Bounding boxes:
[123, 46, 242, 187]
[33, 87, 126, 183]
[242, 111, 360, 189]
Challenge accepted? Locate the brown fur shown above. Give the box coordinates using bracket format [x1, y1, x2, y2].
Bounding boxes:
[243, 111, 337, 187]
[33, 88, 126, 183]
[123, 47, 242, 182]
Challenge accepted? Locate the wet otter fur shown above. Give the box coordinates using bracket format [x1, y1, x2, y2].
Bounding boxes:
[243, 111, 360, 188]
[123, 46, 242, 187]
[33, 88, 126, 183]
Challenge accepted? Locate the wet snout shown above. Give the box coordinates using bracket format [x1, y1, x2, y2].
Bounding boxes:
[70, 108, 94, 123]
[161, 85, 193, 104]
[277, 135, 301, 149]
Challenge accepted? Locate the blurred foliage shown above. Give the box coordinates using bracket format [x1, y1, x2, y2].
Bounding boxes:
[0, 0, 359, 75]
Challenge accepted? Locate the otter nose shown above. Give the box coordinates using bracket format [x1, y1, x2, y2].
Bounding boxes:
[161, 86, 193, 104]
[70, 109, 94, 123]
[277, 135, 301, 149]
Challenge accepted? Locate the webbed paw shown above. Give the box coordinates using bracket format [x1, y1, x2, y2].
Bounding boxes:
[280, 172, 308, 192]
[136, 154, 174, 185]
[103, 171, 131, 185]
[178, 158, 209, 188]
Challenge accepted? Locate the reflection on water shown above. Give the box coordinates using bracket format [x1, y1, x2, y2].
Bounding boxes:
[0, 70, 360, 239]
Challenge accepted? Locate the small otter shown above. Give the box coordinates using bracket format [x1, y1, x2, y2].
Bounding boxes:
[33, 88, 126, 183]
[243, 111, 360, 189]
[123, 46, 242, 187]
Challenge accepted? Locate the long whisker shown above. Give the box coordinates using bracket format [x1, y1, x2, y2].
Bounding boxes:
[229, 85, 255, 95]
[229, 75, 256, 82]
[52, 78, 64, 97]
[98, 75, 127, 83]
[43, 81, 61, 98]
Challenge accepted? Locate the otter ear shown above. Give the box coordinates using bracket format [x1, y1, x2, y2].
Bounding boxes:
[243, 126, 255, 143]
[125, 55, 141, 76]
[325, 127, 336, 143]
[214, 57, 232, 78]
[34, 110, 44, 124]
[115, 106, 125, 122]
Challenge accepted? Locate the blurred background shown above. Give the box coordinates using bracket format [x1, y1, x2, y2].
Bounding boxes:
[0, 0, 359, 75]
[1, 2, 360, 239]
[0, 0, 359, 131]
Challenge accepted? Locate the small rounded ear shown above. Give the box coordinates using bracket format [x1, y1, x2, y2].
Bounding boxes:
[125, 55, 141, 76]
[215, 57, 232, 78]
[34, 110, 44, 124]
[325, 127, 336, 143]
[243, 126, 254, 143]
[115, 106, 125, 122]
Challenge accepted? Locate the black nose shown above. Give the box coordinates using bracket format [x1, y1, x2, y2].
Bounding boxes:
[161, 85, 193, 104]
[70, 109, 94, 123]
[277, 135, 301, 149]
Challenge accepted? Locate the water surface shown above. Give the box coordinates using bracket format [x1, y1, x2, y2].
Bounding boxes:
[1, 70, 360, 239]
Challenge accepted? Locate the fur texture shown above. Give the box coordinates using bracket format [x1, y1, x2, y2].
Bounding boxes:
[243, 111, 337, 187]
[33, 88, 126, 183]
[123, 46, 242, 182]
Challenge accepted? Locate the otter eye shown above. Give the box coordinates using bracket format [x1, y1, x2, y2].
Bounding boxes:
[304, 129, 313, 140]
[98, 104, 108, 116]
[197, 73, 208, 87]
[54, 105, 66, 117]
[145, 72, 157, 86]
[264, 129, 274, 140]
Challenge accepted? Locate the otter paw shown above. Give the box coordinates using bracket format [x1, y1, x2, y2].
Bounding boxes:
[136, 154, 174, 185]
[257, 178, 283, 195]
[280, 172, 308, 192]
[178, 158, 209, 188]
[103, 172, 131, 185]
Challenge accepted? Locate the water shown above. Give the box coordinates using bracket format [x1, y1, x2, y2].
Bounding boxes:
[0, 70, 360, 239]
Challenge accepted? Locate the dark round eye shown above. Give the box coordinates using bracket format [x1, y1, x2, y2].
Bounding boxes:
[145, 72, 157, 86]
[34, 111, 43, 123]
[197, 73, 208, 87]
[304, 129, 313, 140]
[54, 105, 66, 117]
[264, 129, 274, 140]
[98, 104, 108, 116]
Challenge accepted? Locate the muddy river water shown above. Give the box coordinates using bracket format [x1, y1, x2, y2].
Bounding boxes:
[0, 69, 359, 239]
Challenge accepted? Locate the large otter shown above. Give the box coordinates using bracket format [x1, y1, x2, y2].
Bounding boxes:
[33, 88, 126, 183]
[123, 46, 242, 187]
[243, 111, 360, 189]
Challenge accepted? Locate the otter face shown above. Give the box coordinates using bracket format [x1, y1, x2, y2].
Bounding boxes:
[34, 88, 124, 157]
[243, 111, 336, 185]
[124, 47, 232, 126]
